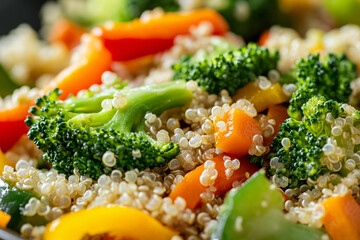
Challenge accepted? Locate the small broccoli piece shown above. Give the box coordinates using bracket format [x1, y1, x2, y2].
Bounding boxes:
[288, 53, 357, 120]
[173, 43, 279, 96]
[26, 81, 193, 179]
[269, 95, 360, 188]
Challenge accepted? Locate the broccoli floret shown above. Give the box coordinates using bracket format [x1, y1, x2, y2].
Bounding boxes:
[269, 95, 360, 188]
[25, 81, 193, 179]
[173, 43, 279, 96]
[288, 53, 357, 120]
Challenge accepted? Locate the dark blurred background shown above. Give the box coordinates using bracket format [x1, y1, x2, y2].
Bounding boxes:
[0, 0, 49, 35]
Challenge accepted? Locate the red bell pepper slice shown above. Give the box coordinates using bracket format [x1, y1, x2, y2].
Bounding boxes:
[92, 9, 229, 61]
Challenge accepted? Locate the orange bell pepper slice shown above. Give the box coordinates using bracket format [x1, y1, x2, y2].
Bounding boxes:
[48, 18, 87, 50]
[0, 35, 112, 151]
[169, 153, 258, 210]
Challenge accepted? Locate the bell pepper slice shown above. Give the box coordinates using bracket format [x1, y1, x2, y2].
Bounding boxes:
[234, 82, 289, 113]
[92, 9, 229, 61]
[0, 211, 11, 229]
[0, 35, 112, 151]
[43, 34, 112, 100]
[43, 206, 178, 240]
[48, 18, 87, 50]
[169, 153, 258, 210]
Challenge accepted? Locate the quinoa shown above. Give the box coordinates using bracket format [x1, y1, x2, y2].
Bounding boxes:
[0, 24, 70, 87]
[2, 11, 360, 240]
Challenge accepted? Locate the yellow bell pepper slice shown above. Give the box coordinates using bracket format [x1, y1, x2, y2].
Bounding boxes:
[0, 149, 14, 176]
[233, 82, 289, 113]
[0, 210, 11, 228]
[43, 206, 178, 240]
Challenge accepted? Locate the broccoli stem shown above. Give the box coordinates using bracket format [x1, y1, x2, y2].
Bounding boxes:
[106, 81, 193, 133]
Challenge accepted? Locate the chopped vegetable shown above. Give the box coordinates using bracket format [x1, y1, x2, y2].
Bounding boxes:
[322, 0, 360, 25]
[0, 179, 48, 232]
[288, 53, 357, 120]
[48, 18, 87, 50]
[264, 104, 289, 146]
[214, 108, 261, 157]
[321, 193, 360, 240]
[43, 206, 178, 240]
[0, 211, 11, 229]
[26, 81, 192, 179]
[0, 35, 112, 152]
[233, 82, 289, 113]
[43, 35, 112, 100]
[92, 9, 229, 61]
[173, 43, 279, 96]
[269, 95, 360, 188]
[0, 63, 20, 98]
[169, 154, 258, 210]
[258, 30, 270, 46]
[211, 170, 327, 240]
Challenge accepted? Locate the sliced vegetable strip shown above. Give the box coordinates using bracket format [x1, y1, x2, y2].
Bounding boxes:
[321, 193, 360, 240]
[214, 108, 262, 157]
[0, 211, 11, 229]
[0, 35, 112, 151]
[43, 206, 178, 240]
[48, 18, 87, 50]
[93, 9, 229, 61]
[169, 154, 258, 210]
[44, 35, 112, 100]
[264, 104, 289, 146]
[234, 82, 289, 113]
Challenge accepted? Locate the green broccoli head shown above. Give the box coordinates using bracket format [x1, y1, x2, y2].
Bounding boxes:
[173, 43, 279, 96]
[288, 53, 357, 120]
[270, 95, 360, 188]
[25, 81, 193, 179]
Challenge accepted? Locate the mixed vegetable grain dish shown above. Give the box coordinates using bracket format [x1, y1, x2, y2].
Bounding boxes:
[1, 0, 360, 239]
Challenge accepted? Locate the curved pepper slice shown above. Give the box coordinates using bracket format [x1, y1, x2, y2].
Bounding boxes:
[0, 35, 112, 151]
[48, 18, 87, 50]
[169, 153, 259, 210]
[92, 9, 229, 61]
[43, 206, 178, 240]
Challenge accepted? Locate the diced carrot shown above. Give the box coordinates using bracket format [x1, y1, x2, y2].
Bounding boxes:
[169, 154, 259, 210]
[258, 30, 270, 46]
[0, 210, 11, 228]
[234, 82, 289, 113]
[214, 108, 261, 157]
[321, 193, 360, 240]
[264, 104, 289, 146]
[48, 18, 87, 50]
